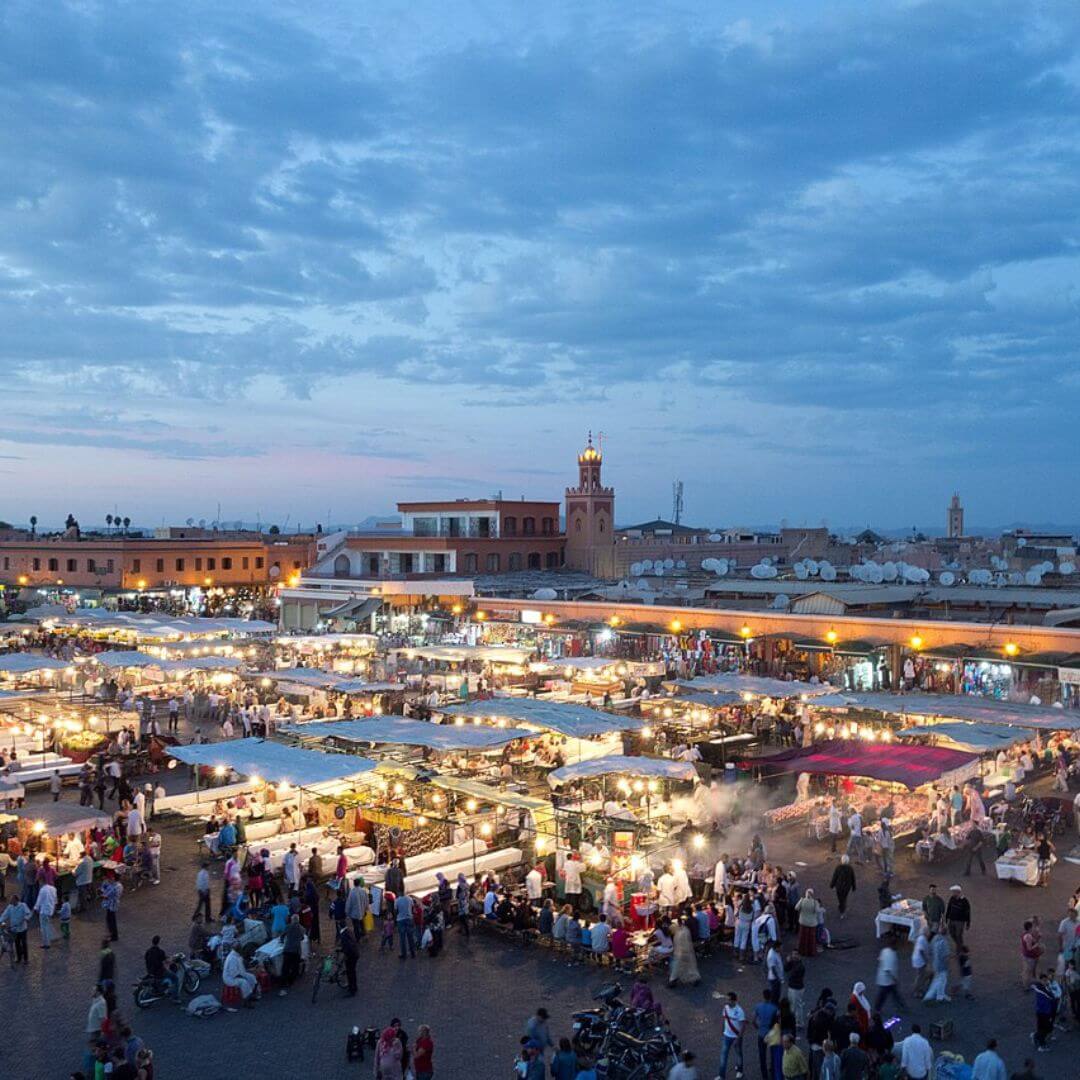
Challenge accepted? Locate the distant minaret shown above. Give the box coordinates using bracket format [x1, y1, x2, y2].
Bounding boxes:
[947, 493, 964, 539]
[564, 432, 616, 577]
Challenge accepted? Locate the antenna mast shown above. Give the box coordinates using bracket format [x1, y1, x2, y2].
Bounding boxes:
[672, 479, 684, 525]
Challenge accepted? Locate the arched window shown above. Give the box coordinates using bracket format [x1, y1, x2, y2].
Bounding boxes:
[503, 516, 517, 536]
[522, 517, 536, 536]
[527, 552, 541, 570]
[575, 518, 582, 533]
[463, 553, 478, 573]
[545, 552, 559, 568]
[542, 517, 555, 535]
[486, 553, 501, 572]
[333, 554, 351, 578]
[508, 552, 523, 571]
[598, 518, 605, 534]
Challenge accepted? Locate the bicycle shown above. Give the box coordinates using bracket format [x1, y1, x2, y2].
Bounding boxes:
[310, 948, 347, 1003]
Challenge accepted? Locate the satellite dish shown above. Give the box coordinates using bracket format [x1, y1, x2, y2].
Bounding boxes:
[676, 560, 687, 569]
[794, 563, 809, 580]
[1024, 569, 1042, 586]
[532, 588, 557, 600]
[1060, 562, 1076, 575]
[1017, 537, 1027, 547]
[820, 565, 837, 581]
[750, 563, 778, 579]
[771, 594, 790, 608]
[707, 533, 723, 542]
[663, 558, 675, 569]
[805, 559, 819, 575]
[866, 565, 884, 584]
[1008, 572, 1024, 585]
[882, 561, 898, 582]
[641, 559, 653, 570]
[939, 571, 955, 586]
[715, 559, 729, 576]
[653, 565, 664, 577]
[1040, 561, 1056, 574]
[701, 558, 715, 571]
[630, 562, 643, 577]
[635, 579, 648, 590]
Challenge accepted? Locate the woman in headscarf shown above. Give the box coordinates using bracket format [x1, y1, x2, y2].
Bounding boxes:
[374, 1026, 404, 1080]
[668, 915, 701, 987]
[435, 871, 452, 915]
[454, 872, 470, 936]
[795, 888, 819, 957]
[849, 981, 872, 1036]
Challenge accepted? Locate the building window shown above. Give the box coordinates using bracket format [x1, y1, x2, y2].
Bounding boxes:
[175, 558, 184, 571]
[503, 517, 517, 536]
[207, 558, 216, 571]
[545, 552, 559, 568]
[107, 559, 114, 572]
[255, 557, 264, 569]
[132, 559, 141, 572]
[527, 552, 541, 570]
[599, 519, 605, 533]
[293, 560, 301, 569]
[334, 554, 351, 578]
[368, 556, 379, 575]
[508, 552, 522, 571]
[222, 557, 232, 570]
[66, 559, 77, 572]
[33, 558, 41, 571]
[156, 559, 164, 572]
[542, 517, 555, 535]
[575, 518, 582, 532]
[48, 558, 58, 572]
[463, 553, 478, 573]
[486, 553, 501, 572]
[242, 557, 249, 570]
[522, 517, 536, 536]
[1, 557, 6, 570]
[432, 554, 446, 572]
[195, 558, 202, 571]
[87, 559, 96, 572]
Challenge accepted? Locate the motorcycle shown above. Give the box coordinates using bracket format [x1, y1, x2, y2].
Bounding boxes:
[133, 953, 207, 1008]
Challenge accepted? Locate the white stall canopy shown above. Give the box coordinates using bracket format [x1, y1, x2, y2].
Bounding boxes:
[437, 697, 644, 738]
[548, 754, 700, 788]
[665, 674, 837, 699]
[0, 654, 69, 675]
[847, 692, 1080, 732]
[168, 737, 377, 786]
[282, 716, 532, 751]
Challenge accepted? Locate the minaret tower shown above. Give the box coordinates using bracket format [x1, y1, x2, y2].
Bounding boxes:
[564, 432, 616, 577]
[947, 494, 964, 539]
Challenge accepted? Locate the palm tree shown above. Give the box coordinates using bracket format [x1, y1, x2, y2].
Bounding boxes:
[106, 513, 113, 533]
[29, 515, 36, 536]
[122, 516, 130, 535]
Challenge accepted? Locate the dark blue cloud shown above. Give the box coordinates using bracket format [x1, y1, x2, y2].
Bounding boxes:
[1, 0, 1079, 517]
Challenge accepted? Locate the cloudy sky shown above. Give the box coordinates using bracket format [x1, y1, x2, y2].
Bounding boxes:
[3, 1, 1079, 531]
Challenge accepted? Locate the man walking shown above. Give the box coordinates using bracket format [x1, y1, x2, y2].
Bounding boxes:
[899, 1024, 932, 1080]
[846, 809, 864, 864]
[0, 895, 30, 964]
[338, 922, 359, 996]
[874, 936, 905, 1012]
[963, 828, 988, 877]
[829, 855, 856, 919]
[33, 877, 57, 948]
[971, 1038, 1007, 1080]
[924, 931, 951, 1003]
[921, 884, 945, 932]
[946, 884, 971, 947]
[193, 862, 211, 921]
[101, 873, 123, 941]
[753, 989, 778, 1080]
[718, 991, 746, 1079]
[911, 927, 931, 998]
[345, 876, 368, 938]
[394, 890, 416, 959]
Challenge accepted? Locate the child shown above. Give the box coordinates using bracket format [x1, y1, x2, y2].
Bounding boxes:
[957, 945, 973, 999]
[59, 896, 72, 941]
[380, 910, 395, 952]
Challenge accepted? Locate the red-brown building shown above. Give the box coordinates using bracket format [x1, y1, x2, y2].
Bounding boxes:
[0, 534, 314, 592]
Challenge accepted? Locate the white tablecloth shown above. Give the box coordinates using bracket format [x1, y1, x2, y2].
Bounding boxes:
[995, 848, 1052, 886]
[874, 902, 924, 941]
